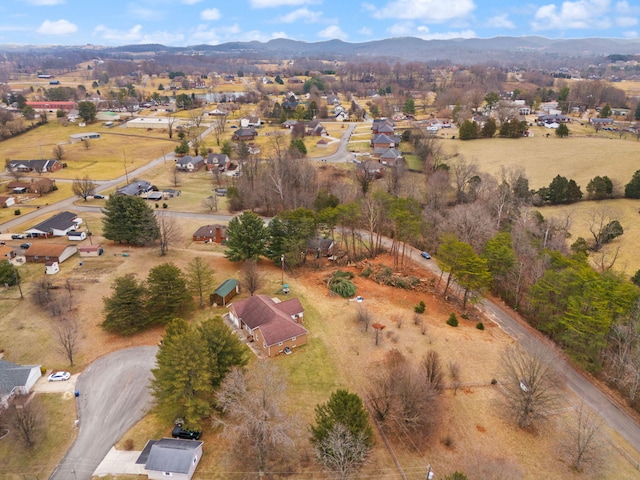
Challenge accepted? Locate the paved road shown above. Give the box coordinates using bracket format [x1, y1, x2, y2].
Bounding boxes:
[405, 245, 640, 459]
[49, 346, 157, 480]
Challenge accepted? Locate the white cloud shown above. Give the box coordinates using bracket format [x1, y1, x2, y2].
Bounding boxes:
[386, 22, 476, 39]
[318, 25, 348, 40]
[25, 0, 65, 5]
[276, 8, 322, 23]
[188, 24, 288, 45]
[200, 8, 221, 21]
[617, 16, 637, 27]
[372, 0, 475, 22]
[387, 22, 419, 36]
[532, 0, 613, 30]
[358, 26, 373, 35]
[181, 0, 203, 4]
[622, 30, 638, 37]
[250, 0, 315, 7]
[128, 6, 165, 22]
[37, 19, 77, 35]
[486, 14, 516, 29]
[93, 24, 185, 45]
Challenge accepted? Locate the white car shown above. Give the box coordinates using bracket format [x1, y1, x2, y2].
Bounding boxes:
[48, 371, 71, 382]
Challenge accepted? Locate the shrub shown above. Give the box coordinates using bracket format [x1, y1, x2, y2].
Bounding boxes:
[40, 366, 47, 375]
[155, 203, 159, 208]
[360, 266, 372, 277]
[446, 313, 458, 327]
[328, 270, 357, 298]
[162, 203, 168, 209]
[14, 209, 21, 215]
[414, 300, 426, 314]
[123, 438, 135, 450]
[476, 322, 484, 330]
[461, 313, 469, 319]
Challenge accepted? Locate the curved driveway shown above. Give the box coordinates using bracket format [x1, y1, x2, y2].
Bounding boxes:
[49, 346, 157, 480]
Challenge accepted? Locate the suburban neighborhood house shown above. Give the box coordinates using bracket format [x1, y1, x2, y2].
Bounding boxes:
[192, 224, 227, 243]
[175, 155, 204, 172]
[136, 438, 203, 480]
[115, 180, 154, 196]
[0, 359, 42, 409]
[7, 178, 56, 195]
[25, 211, 80, 238]
[6, 159, 64, 173]
[24, 243, 78, 265]
[227, 295, 308, 357]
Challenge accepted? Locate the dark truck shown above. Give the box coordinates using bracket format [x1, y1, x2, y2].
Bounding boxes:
[171, 423, 202, 440]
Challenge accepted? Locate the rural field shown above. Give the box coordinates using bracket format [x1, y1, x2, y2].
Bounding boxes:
[1, 219, 639, 479]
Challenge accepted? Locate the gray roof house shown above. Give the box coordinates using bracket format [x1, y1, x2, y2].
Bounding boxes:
[175, 155, 204, 172]
[6, 159, 63, 173]
[115, 180, 154, 196]
[205, 153, 231, 171]
[0, 359, 42, 409]
[25, 211, 79, 238]
[136, 438, 203, 480]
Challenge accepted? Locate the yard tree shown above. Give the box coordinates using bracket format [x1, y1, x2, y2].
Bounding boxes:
[8, 397, 44, 449]
[0, 259, 20, 286]
[600, 103, 612, 118]
[102, 273, 149, 335]
[484, 91, 500, 110]
[313, 423, 372, 480]
[624, 169, 640, 198]
[185, 256, 215, 308]
[586, 175, 613, 200]
[458, 119, 478, 140]
[102, 195, 159, 246]
[480, 117, 497, 138]
[77, 100, 97, 123]
[456, 250, 491, 309]
[215, 363, 296, 475]
[556, 122, 570, 138]
[197, 316, 248, 389]
[266, 208, 316, 266]
[146, 263, 192, 325]
[52, 317, 79, 366]
[152, 319, 214, 429]
[72, 174, 97, 201]
[437, 235, 476, 297]
[561, 403, 606, 472]
[403, 97, 415, 115]
[498, 344, 559, 429]
[242, 259, 262, 296]
[224, 211, 268, 262]
[483, 232, 516, 295]
[311, 389, 374, 452]
[156, 212, 181, 256]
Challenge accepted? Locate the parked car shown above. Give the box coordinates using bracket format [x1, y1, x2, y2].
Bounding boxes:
[20, 243, 32, 249]
[93, 194, 105, 199]
[11, 234, 25, 239]
[48, 371, 71, 382]
[172, 423, 202, 440]
[420, 251, 431, 260]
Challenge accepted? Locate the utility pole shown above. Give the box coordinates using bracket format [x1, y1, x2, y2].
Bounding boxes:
[281, 254, 284, 285]
[425, 464, 434, 480]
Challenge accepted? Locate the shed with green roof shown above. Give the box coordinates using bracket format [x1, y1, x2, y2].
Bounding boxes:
[210, 278, 240, 307]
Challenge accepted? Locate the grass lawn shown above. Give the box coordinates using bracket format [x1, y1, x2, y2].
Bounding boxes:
[442, 128, 640, 190]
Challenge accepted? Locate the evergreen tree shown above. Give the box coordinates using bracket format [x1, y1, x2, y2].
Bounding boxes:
[458, 119, 478, 140]
[548, 175, 569, 204]
[185, 257, 216, 309]
[480, 118, 497, 138]
[197, 316, 248, 389]
[310, 389, 374, 450]
[600, 103, 612, 118]
[102, 274, 148, 335]
[224, 211, 268, 262]
[566, 179, 583, 203]
[77, 100, 97, 123]
[102, 195, 159, 246]
[586, 176, 613, 200]
[146, 263, 192, 325]
[151, 319, 214, 429]
[555, 123, 569, 137]
[0, 260, 19, 286]
[624, 169, 640, 198]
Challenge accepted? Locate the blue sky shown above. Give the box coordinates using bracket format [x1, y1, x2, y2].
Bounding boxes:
[1, 0, 639, 46]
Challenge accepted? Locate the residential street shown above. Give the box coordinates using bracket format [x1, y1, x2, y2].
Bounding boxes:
[48, 346, 157, 480]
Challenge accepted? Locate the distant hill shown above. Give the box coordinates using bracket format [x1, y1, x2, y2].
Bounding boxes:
[4, 36, 640, 65]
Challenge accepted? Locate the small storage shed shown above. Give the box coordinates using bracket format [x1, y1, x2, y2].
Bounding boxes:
[68, 231, 86, 241]
[78, 244, 103, 257]
[45, 261, 59, 275]
[210, 278, 240, 306]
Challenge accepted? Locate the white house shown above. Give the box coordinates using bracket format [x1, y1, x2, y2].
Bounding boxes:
[45, 261, 59, 275]
[0, 359, 42, 409]
[136, 438, 203, 480]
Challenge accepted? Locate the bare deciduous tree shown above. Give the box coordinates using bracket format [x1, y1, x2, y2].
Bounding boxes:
[156, 212, 181, 256]
[561, 403, 606, 472]
[9, 398, 44, 449]
[166, 112, 177, 139]
[53, 317, 79, 366]
[52, 144, 65, 161]
[72, 174, 97, 201]
[202, 195, 218, 212]
[448, 360, 461, 395]
[242, 259, 262, 296]
[355, 306, 371, 332]
[185, 256, 215, 308]
[314, 423, 371, 480]
[214, 363, 298, 475]
[498, 345, 559, 429]
[212, 114, 227, 146]
[421, 350, 444, 391]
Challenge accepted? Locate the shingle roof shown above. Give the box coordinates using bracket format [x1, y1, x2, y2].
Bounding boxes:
[215, 278, 239, 297]
[0, 359, 38, 396]
[193, 224, 226, 238]
[139, 438, 203, 473]
[25, 243, 76, 258]
[28, 211, 77, 234]
[231, 295, 307, 346]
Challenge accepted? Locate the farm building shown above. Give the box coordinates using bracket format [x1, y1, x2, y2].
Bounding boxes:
[192, 224, 227, 243]
[24, 244, 77, 264]
[228, 295, 308, 357]
[0, 196, 16, 208]
[45, 261, 59, 275]
[69, 132, 101, 144]
[78, 244, 103, 257]
[210, 279, 240, 307]
[25, 101, 76, 112]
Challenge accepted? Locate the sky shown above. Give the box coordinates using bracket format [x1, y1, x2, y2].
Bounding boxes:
[0, 0, 639, 47]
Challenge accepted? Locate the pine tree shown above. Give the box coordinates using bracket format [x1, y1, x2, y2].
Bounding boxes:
[146, 263, 192, 325]
[224, 211, 268, 262]
[102, 195, 159, 245]
[185, 257, 215, 308]
[102, 274, 148, 335]
[198, 317, 248, 389]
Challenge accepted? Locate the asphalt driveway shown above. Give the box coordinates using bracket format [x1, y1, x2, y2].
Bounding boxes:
[49, 346, 157, 480]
